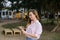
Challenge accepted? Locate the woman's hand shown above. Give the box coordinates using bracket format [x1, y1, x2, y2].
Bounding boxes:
[19, 26, 24, 30]
[19, 26, 26, 34]
[19, 26, 37, 38]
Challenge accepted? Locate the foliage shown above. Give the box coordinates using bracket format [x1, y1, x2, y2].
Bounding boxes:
[41, 19, 57, 31]
[2, 20, 27, 29]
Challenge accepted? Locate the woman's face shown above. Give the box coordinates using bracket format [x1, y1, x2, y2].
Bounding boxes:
[29, 12, 36, 21]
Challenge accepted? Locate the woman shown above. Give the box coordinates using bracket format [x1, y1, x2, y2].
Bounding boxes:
[20, 9, 42, 40]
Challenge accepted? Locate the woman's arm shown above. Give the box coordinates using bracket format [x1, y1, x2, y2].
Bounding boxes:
[20, 27, 37, 38]
[22, 29, 37, 38]
[21, 24, 42, 39]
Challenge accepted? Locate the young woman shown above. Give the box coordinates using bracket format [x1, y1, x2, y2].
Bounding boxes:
[20, 9, 42, 40]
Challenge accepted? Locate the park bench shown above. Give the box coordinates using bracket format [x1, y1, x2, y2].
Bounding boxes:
[12, 28, 21, 36]
[3, 29, 13, 36]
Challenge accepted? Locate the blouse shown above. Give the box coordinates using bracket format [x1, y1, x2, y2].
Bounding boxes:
[26, 20, 42, 39]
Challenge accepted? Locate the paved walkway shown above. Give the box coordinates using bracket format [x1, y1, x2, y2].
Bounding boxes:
[0, 20, 26, 40]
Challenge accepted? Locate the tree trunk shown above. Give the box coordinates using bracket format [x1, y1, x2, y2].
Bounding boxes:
[51, 13, 59, 32]
[51, 25, 59, 32]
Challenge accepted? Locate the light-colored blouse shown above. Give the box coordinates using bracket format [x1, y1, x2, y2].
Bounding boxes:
[26, 20, 42, 39]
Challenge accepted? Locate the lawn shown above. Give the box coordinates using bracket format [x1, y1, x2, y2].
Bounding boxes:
[2, 20, 60, 40]
[40, 31, 60, 40]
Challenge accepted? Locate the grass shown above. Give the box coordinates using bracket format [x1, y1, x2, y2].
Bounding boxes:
[40, 31, 60, 40]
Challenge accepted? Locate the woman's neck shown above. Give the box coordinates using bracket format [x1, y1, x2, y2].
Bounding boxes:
[31, 18, 37, 24]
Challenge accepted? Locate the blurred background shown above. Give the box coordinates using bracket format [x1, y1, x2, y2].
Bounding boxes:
[0, 0, 60, 40]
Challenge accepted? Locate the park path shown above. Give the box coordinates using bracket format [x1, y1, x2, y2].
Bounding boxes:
[0, 20, 26, 40]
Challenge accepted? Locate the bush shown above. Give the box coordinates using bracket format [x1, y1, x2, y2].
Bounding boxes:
[41, 19, 57, 31]
[2, 20, 27, 29]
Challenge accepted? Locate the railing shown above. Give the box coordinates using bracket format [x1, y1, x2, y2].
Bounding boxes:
[0, 10, 13, 19]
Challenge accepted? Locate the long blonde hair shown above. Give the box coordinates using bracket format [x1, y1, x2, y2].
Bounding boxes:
[27, 9, 39, 25]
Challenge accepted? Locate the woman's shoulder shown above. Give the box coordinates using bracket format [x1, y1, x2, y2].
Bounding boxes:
[35, 20, 41, 24]
[35, 20, 42, 26]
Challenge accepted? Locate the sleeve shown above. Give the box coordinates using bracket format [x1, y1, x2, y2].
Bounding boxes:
[35, 23, 42, 39]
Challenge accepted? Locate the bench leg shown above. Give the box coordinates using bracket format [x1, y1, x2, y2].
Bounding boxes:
[14, 32, 15, 35]
[18, 32, 21, 35]
[11, 32, 13, 36]
[5, 32, 7, 36]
